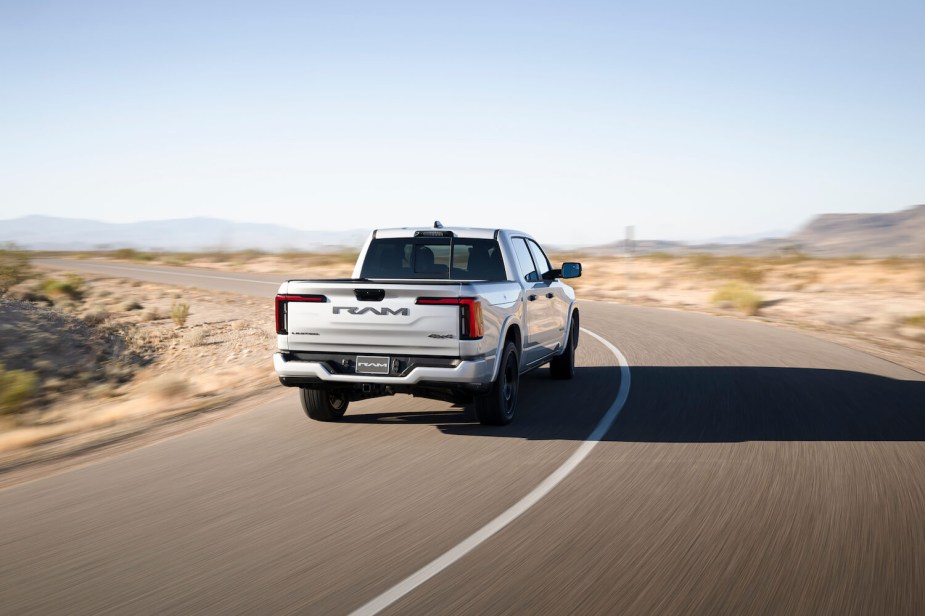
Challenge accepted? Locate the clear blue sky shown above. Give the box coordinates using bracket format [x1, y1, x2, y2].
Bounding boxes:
[2, 0, 923, 245]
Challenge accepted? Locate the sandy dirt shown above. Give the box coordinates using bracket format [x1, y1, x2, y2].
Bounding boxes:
[0, 267, 278, 477]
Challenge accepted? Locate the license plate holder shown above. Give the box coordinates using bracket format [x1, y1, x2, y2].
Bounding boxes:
[355, 355, 390, 375]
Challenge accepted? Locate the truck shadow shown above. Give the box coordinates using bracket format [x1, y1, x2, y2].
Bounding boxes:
[343, 365, 925, 442]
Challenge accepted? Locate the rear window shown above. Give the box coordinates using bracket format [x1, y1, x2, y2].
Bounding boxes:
[360, 238, 507, 281]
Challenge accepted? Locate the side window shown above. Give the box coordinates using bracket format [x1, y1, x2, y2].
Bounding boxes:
[527, 239, 551, 280]
[512, 238, 539, 282]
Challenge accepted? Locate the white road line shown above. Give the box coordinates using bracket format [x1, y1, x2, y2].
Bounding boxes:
[42, 261, 281, 286]
[349, 328, 632, 616]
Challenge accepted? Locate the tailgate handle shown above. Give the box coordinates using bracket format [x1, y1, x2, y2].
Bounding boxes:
[353, 289, 385, 302]
[355, 288, 386, 302]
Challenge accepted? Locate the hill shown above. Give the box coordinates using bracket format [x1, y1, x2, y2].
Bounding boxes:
[587, 204, 925, 257]
[789, 204, 925, 256]
[0, 216, 369, 252]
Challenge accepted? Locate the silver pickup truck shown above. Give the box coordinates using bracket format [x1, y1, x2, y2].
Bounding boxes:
[273, 224, 581, 425]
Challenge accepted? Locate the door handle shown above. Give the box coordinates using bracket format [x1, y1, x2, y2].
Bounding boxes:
[546, 293, 554, 299]
[528, 294, 537, 301]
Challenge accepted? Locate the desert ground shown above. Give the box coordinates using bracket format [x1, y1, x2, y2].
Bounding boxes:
[0, 248, 922, 481]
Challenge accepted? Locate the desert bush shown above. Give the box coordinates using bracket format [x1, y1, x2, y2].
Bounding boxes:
[688, 254, 766, 284]
[776, 248, 810, 264]
[0, 363, 38, 415]
[164, 254, 196, 266]
[112, 248, 155, 262]
[733, 264, 765, 284]
[123, 300, 144, 311]
[0, 243, 33, 296]
[712, 282, 763, 316]
[142, 307, 167, 322]
[902, 314, 925, 327]
[82, 309, 110, 325]
[145, 373, 189, 400]
[171, 302, 191, 327]
[231, 249, 266, 264]
[689, 253, 718, 269]
[40, 273, 85, 300]
[879, 256, 914, 269]
[183, 327, 207, 347]
[200, 250, 232, 263]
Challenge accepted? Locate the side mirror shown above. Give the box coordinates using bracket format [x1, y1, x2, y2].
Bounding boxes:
[561, 262, 582, 279]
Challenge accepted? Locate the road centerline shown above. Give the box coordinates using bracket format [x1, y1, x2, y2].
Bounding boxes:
[349, 328, 632, 616]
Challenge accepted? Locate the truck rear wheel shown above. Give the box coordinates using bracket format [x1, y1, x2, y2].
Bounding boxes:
[474, 341, 519, 425]
[300, 388, 349, 421]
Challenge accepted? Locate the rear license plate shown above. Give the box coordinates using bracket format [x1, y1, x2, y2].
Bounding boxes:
[356, 356, 390, 374]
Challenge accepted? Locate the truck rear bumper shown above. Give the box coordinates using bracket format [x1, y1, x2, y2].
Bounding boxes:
[273, 352, 496, 387]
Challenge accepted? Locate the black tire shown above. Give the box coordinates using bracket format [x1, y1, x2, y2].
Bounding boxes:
[300, 388, 349, 421]
[550, 322, 576, 380]
[474, 341, 520, 425]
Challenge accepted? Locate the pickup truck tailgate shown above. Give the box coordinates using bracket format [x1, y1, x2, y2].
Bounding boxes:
[282, 282, 464, 356]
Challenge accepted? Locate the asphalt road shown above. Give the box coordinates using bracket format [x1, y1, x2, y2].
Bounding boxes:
[3, 259, 924, 615]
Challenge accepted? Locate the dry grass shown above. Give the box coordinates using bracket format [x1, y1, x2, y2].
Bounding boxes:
[711, 282, 763, 316]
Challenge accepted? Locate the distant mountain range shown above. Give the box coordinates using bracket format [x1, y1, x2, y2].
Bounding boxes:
[0, 216, 370, 252]
[1, 205, 923, 256]
[588, 204, 925, 257]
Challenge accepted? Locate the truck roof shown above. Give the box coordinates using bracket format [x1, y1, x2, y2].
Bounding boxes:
[372, 227, 531, 240]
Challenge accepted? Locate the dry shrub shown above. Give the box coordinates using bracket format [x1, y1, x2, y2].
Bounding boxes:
[183, 328, 207, 347]
[733, 264, 765, 284]
[82, 309, 110, 325]
[142, 307, 167, 322]
[645, 251, 677, 261]
[0, 244, 33, 296]
[171, 302, 190, 327]
[712, 282, 763, 316]
[902, 314, 925, 327]
[145, 373, 189, 400]
[0, 363, 38, 416]
[112, 248, 155, 262]
[40, 274, 85, 300]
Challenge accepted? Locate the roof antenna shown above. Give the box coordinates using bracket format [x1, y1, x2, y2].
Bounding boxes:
[434, 221, 444, 229]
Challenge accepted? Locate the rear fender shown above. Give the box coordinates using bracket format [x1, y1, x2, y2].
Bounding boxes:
[556, 302, 580, 354]
[492, 315, 522, 381]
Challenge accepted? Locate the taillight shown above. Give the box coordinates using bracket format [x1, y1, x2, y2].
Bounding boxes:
[275, 294, 326, 334]
[415, 297, 484, 340]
